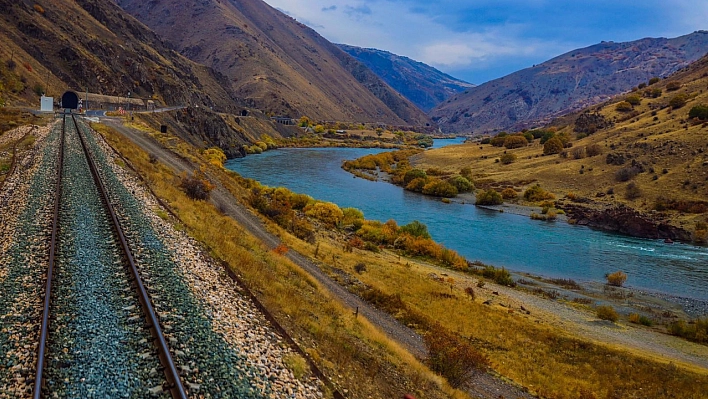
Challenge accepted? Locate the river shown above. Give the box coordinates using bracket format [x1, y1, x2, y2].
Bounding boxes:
[225, 141, 708, 300]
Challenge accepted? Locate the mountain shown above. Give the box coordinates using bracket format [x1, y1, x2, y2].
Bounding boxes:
[416, 52, 708, 240]
[0, 0, 242, 112]
[116, 0, 432, 127]
[337, 44, 475, 112]
[430, 31, 708, 135]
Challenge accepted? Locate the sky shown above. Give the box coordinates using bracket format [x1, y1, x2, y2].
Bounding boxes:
[262, 0, 708, 84]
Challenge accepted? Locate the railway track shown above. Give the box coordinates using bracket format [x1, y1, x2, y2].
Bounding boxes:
[32, 114, 186, 398]
[0, 114, 322, 399]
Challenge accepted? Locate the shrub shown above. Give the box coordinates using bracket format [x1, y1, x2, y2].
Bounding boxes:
[585, 144, 603, 157]
[523, 184, 555, 202]
[625, 182, 642, 200]
[342, 207, 364, 226]
[615, 101, 633, 112]
[499, 153, 517, 164]
[625, 94, 641, 106]
[305, 202, 344, 226]
[571, 146, 586, 159]
[422, 179, 458, 197]
[539, 131, 556, 144]
[33, 4, 45, 13]
[475, 189, 503, 205]
[489, 134, 507, 147]
[403, 169, 427, 185]
[460, 167, 472, 181]
[503, 135, 528, 149]
[180, 170, 214, 200]
[354, 262, 367, 274]
[543, 137, 564, 155]
[688, 104, 708, 120]
[482, 265, 515, 286]
[669, 319, 708, 343]
[615, 166, 640, 182]
[629, 313, 653, 326]
[648, 77, 660, 85]
[424, 323, 488, 388]
[669, 93, 688, 109]
[666, 81, 681, 91]
[400, 220, 431, 239]
[606, 271, 627, 287]
[448, 175, 473, 193]
[596, 305, 619, 322]
[500, 187, 518, 199]
[33, 84, 44, 97]
[204, 147, 227, 168]
[404, 177, 426, 193]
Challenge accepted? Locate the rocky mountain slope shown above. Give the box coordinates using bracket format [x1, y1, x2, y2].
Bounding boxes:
[117, 0, 432, 127]
[337, 44, 475, 112]
[431, 31, 708, 135]
[0, 0, 309, 157]
[0, 0, 241, 111]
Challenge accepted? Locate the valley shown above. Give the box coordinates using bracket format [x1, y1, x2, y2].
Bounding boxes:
[1, 0, 708, 398]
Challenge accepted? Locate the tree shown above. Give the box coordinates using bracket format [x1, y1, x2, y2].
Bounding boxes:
[543, 137, 564, 155]
[689, 104, 708, 120]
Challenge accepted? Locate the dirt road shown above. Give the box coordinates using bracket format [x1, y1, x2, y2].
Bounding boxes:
[101, 117, 537, 399]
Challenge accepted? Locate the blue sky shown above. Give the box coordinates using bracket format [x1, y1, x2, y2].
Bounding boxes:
[263, 0, 708, 84]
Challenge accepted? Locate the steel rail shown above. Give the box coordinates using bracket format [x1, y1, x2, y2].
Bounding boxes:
[32, 116, 65, 399]
[70, 115, 188, 398]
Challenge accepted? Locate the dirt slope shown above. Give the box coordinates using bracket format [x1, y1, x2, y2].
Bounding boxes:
[116, 0, 432, 126]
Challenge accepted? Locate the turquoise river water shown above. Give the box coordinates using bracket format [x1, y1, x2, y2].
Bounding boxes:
[226, 140, 708, 300]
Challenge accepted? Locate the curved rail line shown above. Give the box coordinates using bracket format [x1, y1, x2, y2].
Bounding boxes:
[33, 114, 188, 399]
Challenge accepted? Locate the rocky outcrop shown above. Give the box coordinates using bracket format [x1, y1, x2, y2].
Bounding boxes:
[562, 203, 692, 241]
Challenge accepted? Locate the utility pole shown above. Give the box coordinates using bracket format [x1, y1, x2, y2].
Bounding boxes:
[85, 87, 89, 111]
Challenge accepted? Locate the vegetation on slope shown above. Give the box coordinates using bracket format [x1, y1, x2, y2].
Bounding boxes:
[414, 56, 708, 241]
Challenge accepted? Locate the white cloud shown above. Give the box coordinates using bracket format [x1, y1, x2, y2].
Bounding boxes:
[262, 0, 707, 82]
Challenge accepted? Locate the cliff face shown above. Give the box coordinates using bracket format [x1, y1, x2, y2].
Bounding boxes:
[337, 44, 475, 112]
[431, 32, 708, 135]
[117, 0, 432, 127]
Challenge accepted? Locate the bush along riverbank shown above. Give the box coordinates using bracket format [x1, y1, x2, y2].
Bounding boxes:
[342, 150, 474, 198]
[244, 182, 708, 399]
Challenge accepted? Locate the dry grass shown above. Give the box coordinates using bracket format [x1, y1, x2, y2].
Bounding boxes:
[279, 224, 708, 399]
[412, 68, 708, 233]
[94, 123, 466, 399]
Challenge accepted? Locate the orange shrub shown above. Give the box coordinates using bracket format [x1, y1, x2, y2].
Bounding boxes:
[606, 271, 627, 287]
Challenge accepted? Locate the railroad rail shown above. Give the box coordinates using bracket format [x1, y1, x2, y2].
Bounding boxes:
[32, 114, 187, 398]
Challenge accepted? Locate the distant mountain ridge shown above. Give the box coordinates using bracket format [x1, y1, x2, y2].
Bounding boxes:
[431, 31, 708, 134]
[117, 0, 432, 127]
[337, 44, 475, 112]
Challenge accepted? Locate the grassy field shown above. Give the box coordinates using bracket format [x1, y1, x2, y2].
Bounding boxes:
[412, 64, 708, 238]
[279, 223, 708, 399]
